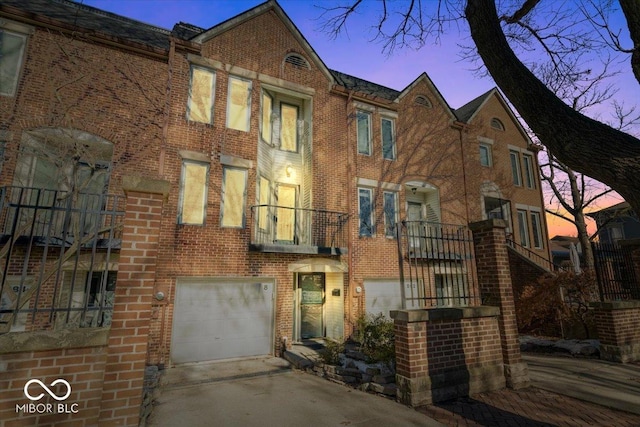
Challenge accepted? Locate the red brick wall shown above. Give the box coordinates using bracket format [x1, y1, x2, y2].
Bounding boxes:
[593, 302, 640, 362]
[0, 345, 107, 427]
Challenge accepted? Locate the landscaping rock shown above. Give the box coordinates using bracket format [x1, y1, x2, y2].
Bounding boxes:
[369, 382, 397, 397]
[372, 374, 395, 384]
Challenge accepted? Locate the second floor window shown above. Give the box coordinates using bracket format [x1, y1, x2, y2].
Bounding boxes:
[517, 209, 529, 247]
[227, 76, 252, 132]
[381, 118, 395, 160]
[383, 191, 398, 237]
[178, 160, 209, 225]
[220, 167, 247, 227]
[530, 211, 543, 249]
[479, 143, 492, 167]
[357, 111, 371, 155]
[358, 187, 373, 236]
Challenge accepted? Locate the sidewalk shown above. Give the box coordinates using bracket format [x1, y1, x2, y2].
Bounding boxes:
[420, 354, 640, 426]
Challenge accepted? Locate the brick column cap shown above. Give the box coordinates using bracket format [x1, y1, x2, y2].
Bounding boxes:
[591, 300, 640, 310]
[122, 175, 170, 197]
[619, 238, 640, 249]
[469, 219, 507, 232]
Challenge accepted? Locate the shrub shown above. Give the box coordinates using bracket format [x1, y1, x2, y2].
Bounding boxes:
[318, 339, 344, 365]
[516, 270, 598, 339]
[353, 313, 395, 364]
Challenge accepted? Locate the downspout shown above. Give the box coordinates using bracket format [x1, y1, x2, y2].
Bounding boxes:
[457, 124, 471, 224]
[345, 89, 356, 334]
[159, 37, 175, 177]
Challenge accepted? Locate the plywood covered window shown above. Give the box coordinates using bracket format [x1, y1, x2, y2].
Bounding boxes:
[187, 66, 215, 124]
[178, 160, 209, 225]
[261, 92, 273, 144]
[227, 76, 252, 131]
[258, 176, 270, 231]
[280, 103, 299, 152]
[220, 167, 247, 227]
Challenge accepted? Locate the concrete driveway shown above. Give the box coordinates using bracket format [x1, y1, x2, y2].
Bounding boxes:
[146, 357, 443, 427]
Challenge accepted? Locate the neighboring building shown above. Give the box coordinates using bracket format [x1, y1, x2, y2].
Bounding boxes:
[588, 202, 640, 245]
[549, 235, 582, 269]
[0, 0, 550, 366]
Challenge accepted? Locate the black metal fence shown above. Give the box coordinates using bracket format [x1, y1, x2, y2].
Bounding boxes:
[0, 186, 125, 333]
[592, 241, 640, 301]
[397, 221, 479, 308]
[250, 205, 348, 250]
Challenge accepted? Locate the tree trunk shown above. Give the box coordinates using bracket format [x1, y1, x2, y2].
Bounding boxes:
[465, 0, 640, 216]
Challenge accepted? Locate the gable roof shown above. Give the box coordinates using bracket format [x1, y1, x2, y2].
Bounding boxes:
[1, 0, 172, 50]
[454, 89, 493, 123]
[397, 73, 457, 120]
[455, 88, 534, 145]
[191, 0, 334, 83]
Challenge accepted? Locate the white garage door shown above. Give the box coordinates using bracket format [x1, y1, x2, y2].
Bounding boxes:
[364, 280, 403, 318]
[171, 279, 274, 364]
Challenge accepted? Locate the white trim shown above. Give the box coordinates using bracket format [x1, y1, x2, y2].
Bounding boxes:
[220, 154, 253, 169]
[179, 150, 210, 163]
[478, 136, 494, 145]
[357, 177, 378, 187]
[187, 54, 223, 71]
[353, 101, 376, 112]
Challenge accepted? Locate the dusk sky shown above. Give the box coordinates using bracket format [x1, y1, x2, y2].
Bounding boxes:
[82, 0, 638, 237]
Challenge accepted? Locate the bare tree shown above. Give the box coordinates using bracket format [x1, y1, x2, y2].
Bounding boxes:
[318, 0, 640, 217]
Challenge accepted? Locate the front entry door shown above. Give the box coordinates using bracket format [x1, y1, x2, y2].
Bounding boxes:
[299, 273, 324, 338]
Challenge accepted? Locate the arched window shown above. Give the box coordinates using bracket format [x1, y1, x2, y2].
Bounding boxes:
[284, 53, 310, 70]
[490, 118, 505, 131]
[414, 95, 432, 108]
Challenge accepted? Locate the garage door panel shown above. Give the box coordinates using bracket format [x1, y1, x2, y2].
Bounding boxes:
[365, 280, 403, 318]
[172, 280, 274, 364]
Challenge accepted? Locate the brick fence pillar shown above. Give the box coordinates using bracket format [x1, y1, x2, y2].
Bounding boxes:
[392, 315, 429, 406]
[469, 219, 529, 389]
[98, 176, 169, 427]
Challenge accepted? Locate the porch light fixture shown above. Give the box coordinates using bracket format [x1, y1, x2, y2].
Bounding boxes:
[286, 164, 293, 177]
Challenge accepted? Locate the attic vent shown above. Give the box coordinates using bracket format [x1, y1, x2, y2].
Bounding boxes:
[415, 95, 432, 108]
[490, 118, 505, 131]
[284, 53, 310, 70]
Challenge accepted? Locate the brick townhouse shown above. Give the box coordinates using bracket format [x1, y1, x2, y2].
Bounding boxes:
[0, 0, 550, 368]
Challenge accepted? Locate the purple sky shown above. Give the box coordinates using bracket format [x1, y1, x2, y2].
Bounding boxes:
[81, 0, 637, 236]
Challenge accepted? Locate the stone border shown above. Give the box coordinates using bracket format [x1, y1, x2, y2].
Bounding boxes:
[0, 327, 109, 354]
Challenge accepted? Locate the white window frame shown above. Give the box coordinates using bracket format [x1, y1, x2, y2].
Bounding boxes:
[510, 151, 522, 186]
[517, 209, 529, 248]
[220, 166, 248, 228]
[381, 117, 396, 160]
[358, 187, 374, 236]
[260, 91, 273, 144]
[357, 110, 371, 155]
[177, 159, 209, 225]
[226, 76, 252, 132]
[187, 65, 216, 124]
[522, 153, 535, 189]
[479, 143, 492, 167]
[0, 28, 28, 97]
[530, 211, 543, 249]
[383, 191, 398, 238]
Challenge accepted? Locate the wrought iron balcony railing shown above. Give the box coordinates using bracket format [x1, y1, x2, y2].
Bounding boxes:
[249, 205, 348, 254]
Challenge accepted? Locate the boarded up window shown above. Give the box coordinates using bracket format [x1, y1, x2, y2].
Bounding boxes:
[179, 160, 209, 225]
[227, 77, 251, 131]
[0, 30, 27, 96]
[188, 67, 215, 124]
[261, 92, 272, 144]
[221, 167, 247, 227]
[258, 176, 270, 231]
[280, 104, 298, 152]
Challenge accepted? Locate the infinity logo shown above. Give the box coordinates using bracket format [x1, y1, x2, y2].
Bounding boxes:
[24, 379, 72, 401]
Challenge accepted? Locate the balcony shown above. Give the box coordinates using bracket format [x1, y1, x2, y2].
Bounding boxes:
[249, 205, 348, 255]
